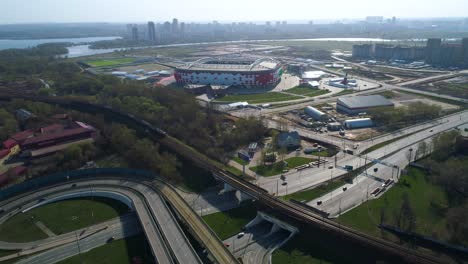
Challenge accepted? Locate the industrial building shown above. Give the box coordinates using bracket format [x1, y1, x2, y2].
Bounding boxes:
[343, 118, 373, 129]
[304, 106, 327, 121]
[337, 95, 394, 115]
[174, 57, 282, 88]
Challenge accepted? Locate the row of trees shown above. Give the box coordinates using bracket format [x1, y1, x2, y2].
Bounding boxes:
[371, 102, 442, 130]
[0, 109, 17, 142]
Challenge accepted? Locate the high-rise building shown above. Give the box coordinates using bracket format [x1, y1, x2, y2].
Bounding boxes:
[126, 24, 133, 38]
[148, 21, 156, 41]
[463, 38, 468, 67]
[172, 18, 179, 34]
[425, 38, 441, 64]
[131, 25, 139, 41]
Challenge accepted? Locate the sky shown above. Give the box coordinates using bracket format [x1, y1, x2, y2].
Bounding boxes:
[1, 0, 468, 24]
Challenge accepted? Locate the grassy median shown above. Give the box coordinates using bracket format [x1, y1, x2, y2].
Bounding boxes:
[202, 202, 257, 240]
[0, 198, 130, 242]
[57, 235, 154, 264]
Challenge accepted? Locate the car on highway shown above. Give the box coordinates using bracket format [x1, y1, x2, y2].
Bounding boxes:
[107, 236, 115, 243]
[429, 129, 433, 132]
[316, 200, 322, 205]
[224, 243, 230, 247]
[371, 188, 381, 196]
[237, 232, 245, 238]
[71, 183, 77, 188]
[282, 182, 288, 186]
[328, 165, 334, 169]
[342, 187, 347, 191]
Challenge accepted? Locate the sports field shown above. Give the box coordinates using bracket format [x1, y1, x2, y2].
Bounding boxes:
[85, 58, 135, 67]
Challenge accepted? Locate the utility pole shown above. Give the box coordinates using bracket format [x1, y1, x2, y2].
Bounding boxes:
[276, 180, 279, 196]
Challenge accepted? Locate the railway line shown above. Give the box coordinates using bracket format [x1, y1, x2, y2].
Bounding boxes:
[0, 93, 444, 263]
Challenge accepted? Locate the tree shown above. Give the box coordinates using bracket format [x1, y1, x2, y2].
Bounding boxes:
[432, 130, 460, 161]
[417, 141, 428, 158]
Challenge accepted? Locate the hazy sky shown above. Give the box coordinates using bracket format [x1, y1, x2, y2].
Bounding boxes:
[1, 0, 468, 24]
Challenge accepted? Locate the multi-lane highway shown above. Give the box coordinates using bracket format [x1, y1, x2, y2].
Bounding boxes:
[0, 93, 447, 263]
[0, 175, 238, 264]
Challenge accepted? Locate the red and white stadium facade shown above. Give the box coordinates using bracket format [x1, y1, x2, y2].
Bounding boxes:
[174, 58, 283, 88]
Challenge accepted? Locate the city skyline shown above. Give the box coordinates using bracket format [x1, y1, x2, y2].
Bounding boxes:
[2, 0, 468, 24]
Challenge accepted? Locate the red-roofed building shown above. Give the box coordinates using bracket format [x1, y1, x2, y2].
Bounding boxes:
[40, 124, 64, 135]
[52, 114, 69, 120]
[21, 127, 94, 151]
[3, 139, 17, 149]
[11, 130, 34, 144]
[12, 166, 27, 176]
[0, 149, 10, 160]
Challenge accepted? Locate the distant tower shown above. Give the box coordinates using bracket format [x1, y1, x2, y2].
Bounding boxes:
[463, 38, 468, 67]
[126, 24, 133, 38]
[131, 25, 139, 41]
[148, 21, 156, 41]
[425, 38, 442, 65]
[180, 22, 186, 37]
[172, 18, 179, 34]
[391, 16, 396, 24]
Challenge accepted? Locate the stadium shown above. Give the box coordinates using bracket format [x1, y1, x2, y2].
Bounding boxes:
[174, 57, 282, 88]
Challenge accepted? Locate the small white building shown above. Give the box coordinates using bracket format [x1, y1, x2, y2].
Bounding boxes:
[343, 118, 373, 129]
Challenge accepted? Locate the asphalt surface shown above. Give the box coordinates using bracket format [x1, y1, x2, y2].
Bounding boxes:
[16, 215, 141, 264]
[0, 179, 202, 264]
[310, 114, 468, 217]
[223, 221, 291, 264]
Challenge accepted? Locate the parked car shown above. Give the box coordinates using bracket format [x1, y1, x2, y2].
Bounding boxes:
[237, 232, 245, 238]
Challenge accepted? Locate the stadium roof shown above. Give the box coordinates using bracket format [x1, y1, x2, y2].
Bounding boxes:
[177, 57, 280, 72]
[337, 95, 394, 109]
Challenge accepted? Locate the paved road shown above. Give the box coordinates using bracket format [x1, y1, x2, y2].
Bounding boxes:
[178, 188, 242, 216]
[223, 221, 291, 264]
[309, 115, 468, 217]
[16, 214, 141, 264]
[0, 213, 136, 251]
[256, 111, 468, 198]
[0, 179, 202, 264]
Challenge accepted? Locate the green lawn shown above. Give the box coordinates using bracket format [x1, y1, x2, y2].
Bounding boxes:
[339, 167, 450, 242]
[216, 92, 302, 104]
[334, 89, 355, 96]
[233, 156, 249, 166]
[57, 235, 154, 264]
[251, 157, 314, 177]
[85, 58, 135, 67]
[0, 198, 130, 242]
[202, 202, 257, 240]
[272, 232, 355, 264]
[282, 178, 347, 202]
[286, 87, 329, 97]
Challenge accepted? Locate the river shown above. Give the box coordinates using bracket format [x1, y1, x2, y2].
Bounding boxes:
[1, 36, 397, 58]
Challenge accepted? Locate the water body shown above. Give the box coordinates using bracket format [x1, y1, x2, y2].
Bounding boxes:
[0, 36, 120, 51]
[66, 37, 396, 58]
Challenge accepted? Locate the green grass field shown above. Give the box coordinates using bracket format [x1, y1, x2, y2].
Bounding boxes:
[339, 167, 450, 242]
[251, 157, 314, 177]
[85, 58, 135, 67]
[282, 178, 347, 202]
[202, 202, 257, 240]
[286, 87, 330, 97]
[57, 235, 154, 264]
[216, 92, 302, 104]
[232, 156, 249, 166]
[272, 233, 353, 264]
[0, 198, 130, 242]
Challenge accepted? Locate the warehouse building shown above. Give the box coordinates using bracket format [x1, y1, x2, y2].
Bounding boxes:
[304, 106, 327, 121]
[337, 95, 394, 115]
[343, 118, 373, 129]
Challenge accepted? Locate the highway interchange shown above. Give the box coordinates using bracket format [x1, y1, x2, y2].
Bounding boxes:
[0, 176, 237, 264]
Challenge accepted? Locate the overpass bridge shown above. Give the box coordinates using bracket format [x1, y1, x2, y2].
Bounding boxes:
[0, 169, 238, 264]
[0, 93, 444, 263]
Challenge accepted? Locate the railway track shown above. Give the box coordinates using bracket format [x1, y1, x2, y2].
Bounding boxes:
[0, 93, 443, 263]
